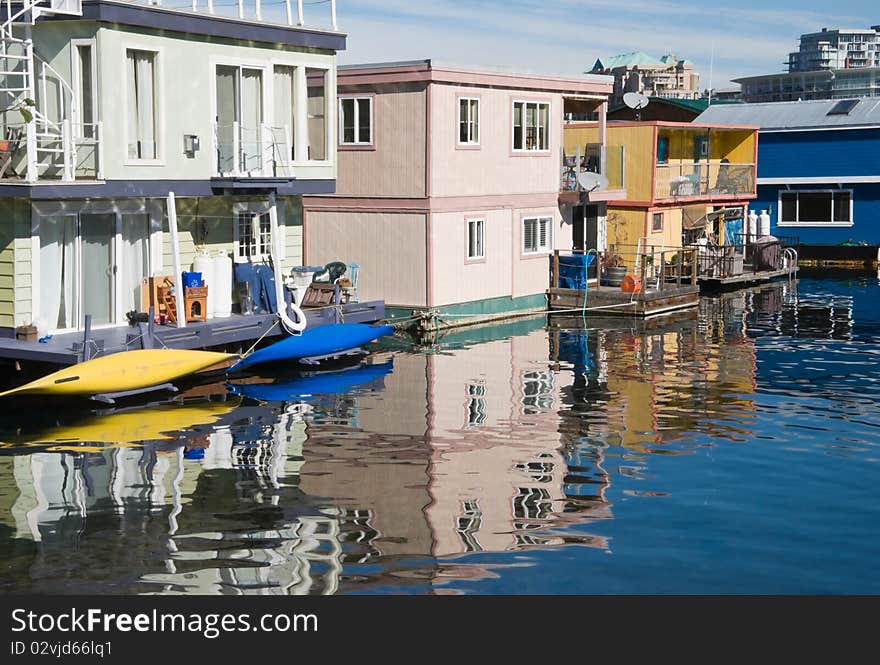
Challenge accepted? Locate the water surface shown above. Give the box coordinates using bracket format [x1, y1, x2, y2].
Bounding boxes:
[1, 275, 878, 594]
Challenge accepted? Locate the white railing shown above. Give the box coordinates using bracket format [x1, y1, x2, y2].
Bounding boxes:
[131, 0, 338, 30]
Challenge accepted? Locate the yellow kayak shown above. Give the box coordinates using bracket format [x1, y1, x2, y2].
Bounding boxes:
[0, 397, 241, 451]
[0, 349, 236, 398]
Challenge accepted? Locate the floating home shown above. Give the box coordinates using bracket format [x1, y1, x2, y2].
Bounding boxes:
[697, 98, 880, 268]
[560, 119, 796, 292]
[303, 59, 623, 331]
[0, 0, 382, 371]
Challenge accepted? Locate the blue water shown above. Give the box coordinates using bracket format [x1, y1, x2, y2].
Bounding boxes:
[0, 275, 878, 594]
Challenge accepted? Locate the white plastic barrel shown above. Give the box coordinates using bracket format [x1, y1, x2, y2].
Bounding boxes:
[193, 250, 215, 319]
[759, 210, 771, 237]
[747, 210, 758, 239]
[213, 250, 233, 317]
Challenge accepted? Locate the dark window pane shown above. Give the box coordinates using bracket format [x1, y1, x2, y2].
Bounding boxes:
[341, 98, 354, 144]
[834, 192, 851, 222]
[358, 99, 371, 143]
[798, 192, 832, 222]
[781, 192, 797, 222]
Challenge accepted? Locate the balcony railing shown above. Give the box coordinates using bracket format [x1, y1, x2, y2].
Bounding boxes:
[214, 122, 293, 177]
[560, 143, 624, 194]
[655, 160, 754, 200]
[114, 0, 339, 31]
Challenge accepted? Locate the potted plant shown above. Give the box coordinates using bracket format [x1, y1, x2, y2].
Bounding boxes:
[602, 212, 628, 286]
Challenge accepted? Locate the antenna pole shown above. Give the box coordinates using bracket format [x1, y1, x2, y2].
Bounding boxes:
[708, 42, 715, 103]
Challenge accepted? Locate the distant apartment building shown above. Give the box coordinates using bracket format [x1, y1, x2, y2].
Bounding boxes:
[788, 26, 880, 72]
[590, 52, 700, 107]
[737, 25, 880, 102]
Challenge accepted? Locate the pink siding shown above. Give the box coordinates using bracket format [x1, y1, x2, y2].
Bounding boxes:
[335, 84, 427, 198]
[429, 83, 564, 199]
[430, 204, 568, 307]
[306, 210, 427, 307]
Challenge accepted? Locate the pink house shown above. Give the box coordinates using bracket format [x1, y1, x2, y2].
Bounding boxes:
[303, 60, 618, 324]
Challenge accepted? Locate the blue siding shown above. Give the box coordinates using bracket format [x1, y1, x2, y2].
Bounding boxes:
[758, 129, 880, 179]
[754, 183, 880, 245]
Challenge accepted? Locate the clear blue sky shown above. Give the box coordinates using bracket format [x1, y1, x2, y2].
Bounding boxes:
[336, 1, 878, 89]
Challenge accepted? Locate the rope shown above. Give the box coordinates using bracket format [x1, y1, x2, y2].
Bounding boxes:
[242, 318, 280, 357]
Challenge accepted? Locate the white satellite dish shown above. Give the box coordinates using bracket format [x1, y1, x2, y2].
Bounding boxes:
[577, 171, 609, 192]
[623, 92, 650, 110]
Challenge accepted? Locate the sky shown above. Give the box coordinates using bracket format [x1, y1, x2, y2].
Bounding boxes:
[333, 0, 878, 89]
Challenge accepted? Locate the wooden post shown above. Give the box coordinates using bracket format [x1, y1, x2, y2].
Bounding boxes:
[639, 254, 647, 295]
[659, 252, 666, 292]
[676, 251, 682, 287]
[690, 249, 697, 285]
[552, 250, 560, 290]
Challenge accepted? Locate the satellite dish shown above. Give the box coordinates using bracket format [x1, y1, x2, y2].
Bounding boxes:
[623, 92, 650, 110]
[577, 171, 609, 192]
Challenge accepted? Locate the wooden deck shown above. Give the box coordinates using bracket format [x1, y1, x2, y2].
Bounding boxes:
[548, 282, 700, 318]
[0, 300, 385, 367]
[697, 266, 798, 290]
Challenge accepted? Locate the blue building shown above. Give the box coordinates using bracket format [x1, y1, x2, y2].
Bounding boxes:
[696, 99, 880, 247]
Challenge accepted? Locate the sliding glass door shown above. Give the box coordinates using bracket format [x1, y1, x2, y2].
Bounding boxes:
[37, 211, 152, 332]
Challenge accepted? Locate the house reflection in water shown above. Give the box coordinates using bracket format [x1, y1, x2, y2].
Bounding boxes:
[0, 296, 810, 593]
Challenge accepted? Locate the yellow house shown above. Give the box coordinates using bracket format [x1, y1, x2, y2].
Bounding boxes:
[564, 120, 758, 266]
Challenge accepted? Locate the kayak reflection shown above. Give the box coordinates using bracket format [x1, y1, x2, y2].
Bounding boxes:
[227, 359, 394, 402]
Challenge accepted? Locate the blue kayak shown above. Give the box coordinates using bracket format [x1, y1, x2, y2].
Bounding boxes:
[228, 360, 394, 401]
[228, 323, 394, 373]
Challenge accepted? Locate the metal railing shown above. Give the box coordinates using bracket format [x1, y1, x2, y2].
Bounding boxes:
[654, 160, 755, 199]
[215, 122, 292, 177]
[115, 0, 339, 31]
[560, 143, 624, 193]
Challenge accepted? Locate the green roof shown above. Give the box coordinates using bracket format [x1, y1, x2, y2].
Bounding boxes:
[593, 52, 663, 71]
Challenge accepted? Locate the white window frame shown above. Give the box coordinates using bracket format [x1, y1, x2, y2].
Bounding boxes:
[232, 201, 285, 263]
[71, 38, 98, 141]
[522, 216, 553, 254]
[458, 96, 480, 146]
[512, 100, 550, 152]
[777, 189, 854, 227]
[123, 45, 163, 165]
[466, 217, 485, 260]
[338, 95, 373, 146]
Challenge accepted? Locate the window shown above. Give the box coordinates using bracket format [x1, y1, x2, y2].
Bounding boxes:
[512, 101, 549, 151]
[467, 218, 485, 260]
[339, 97, 372, 145]
[216, 65, 264, 174]
[273, 65, 296, 161]
[652, 212, 663, 232]
[126, 49, 158, 159]
[306, 67, 327, 161]
[235, 211, 272, 261]
[458, 97, 479, 145]
[779, 190, 852, 225]
[73, 41, 96, 139]
[522, 216, 552, 254]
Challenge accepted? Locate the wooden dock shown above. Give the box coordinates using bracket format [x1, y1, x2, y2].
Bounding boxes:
[697, 266, 798, 290]
[548, 249, 700, 319]
[548, 283, 700, 317]
[0, 300, 385, 368]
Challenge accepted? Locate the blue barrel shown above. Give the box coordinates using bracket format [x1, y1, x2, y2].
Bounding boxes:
[182, 271, 202, 288]
[558, 254, 595, 290]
